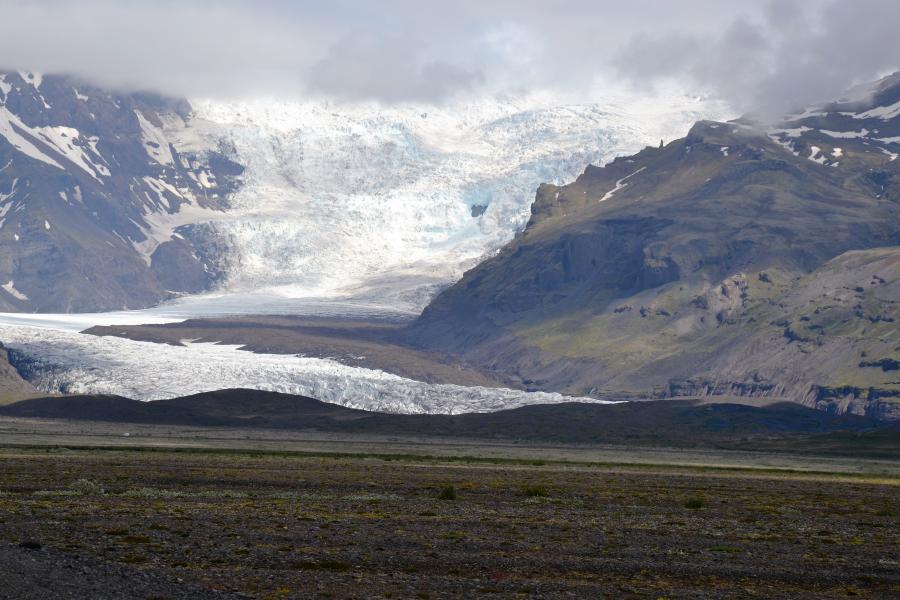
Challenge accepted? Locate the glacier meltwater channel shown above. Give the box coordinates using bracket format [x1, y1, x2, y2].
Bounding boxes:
[1, 89, 728, 412]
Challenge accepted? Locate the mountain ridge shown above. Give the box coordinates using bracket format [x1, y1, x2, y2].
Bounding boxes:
[2, 388, 896, 454]
[408, 73, 900, 419]
[0, 70, 243, 312]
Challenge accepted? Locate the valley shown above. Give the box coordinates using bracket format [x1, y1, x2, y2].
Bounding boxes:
[3, 3, 900, 599]
[0, 71, 733, 416]
[0, 61, 899, 430]
[0, 71, 723, 314]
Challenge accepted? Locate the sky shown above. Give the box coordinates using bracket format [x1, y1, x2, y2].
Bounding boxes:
[0, 0, 899, 117]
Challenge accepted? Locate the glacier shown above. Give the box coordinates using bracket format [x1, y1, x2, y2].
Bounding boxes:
[0, 87, 729, 413]
[192, 88, 729, 311]
[0, 322, 614, 414]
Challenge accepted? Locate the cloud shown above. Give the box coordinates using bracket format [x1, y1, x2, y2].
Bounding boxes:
[0, 0, 896, 112]
[613, 0, 900, 121]
[307, 31, 484, 103]
[33, 1, 348, 96]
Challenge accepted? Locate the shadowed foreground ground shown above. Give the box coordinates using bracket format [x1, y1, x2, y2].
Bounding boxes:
[0, 446, 897, 599]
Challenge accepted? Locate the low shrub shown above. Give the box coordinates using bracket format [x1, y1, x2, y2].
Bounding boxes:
[122, 487, 185, 499]
[69, 479, 106, 496]
[437, 486, 457, 501]
[196, 490, 248, 499]
[34, 479, 106, 498]
[522, 485, 549, 498]
[684, 496, 705, 510]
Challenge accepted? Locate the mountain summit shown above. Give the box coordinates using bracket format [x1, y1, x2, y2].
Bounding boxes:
[0, 71, 242, 312]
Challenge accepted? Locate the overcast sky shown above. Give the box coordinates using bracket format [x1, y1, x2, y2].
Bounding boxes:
[1, 0, 898, 116]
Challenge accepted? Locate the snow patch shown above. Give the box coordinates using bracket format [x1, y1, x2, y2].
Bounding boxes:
[0, 178, 17, 203]
[34, 125, 108, 181]
[820, 128, 869, 139]
[768, 134, 800, 156]
[853, 99, 900, 120]
[770, 126, 812, 138]
[808, 146, 828, 165]
[23, 71, 42, 88]
[2, 281, 28, 301]
[0, 196, 12, 229]
[0, 107, 65, 169]
[135, 110, 175, 165]
[880, 147, 898, 161]
[600, 166, 646, 202]
[0, 107, 113, 180]
[131, 190, 226, 264]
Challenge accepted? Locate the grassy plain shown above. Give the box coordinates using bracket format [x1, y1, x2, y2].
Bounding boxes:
[0, 432, 897, 598]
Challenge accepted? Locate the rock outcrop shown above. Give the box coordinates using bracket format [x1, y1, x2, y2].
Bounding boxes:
[0, 341, 35, 404]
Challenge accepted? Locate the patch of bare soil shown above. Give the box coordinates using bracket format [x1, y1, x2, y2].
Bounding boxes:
[0, 541, 239, 599]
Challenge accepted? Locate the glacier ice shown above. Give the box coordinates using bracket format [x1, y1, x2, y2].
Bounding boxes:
[192, 89, 729, 310]
[0, 89, 729, 414]
[0, 323, 615, 415]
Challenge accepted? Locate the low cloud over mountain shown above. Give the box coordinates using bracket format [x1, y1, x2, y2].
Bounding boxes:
[2, 0, 897, 113]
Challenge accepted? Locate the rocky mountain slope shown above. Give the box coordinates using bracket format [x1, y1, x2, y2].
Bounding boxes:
[0, 71, 242, 312]
[410, 73, 900, 419]
[0, 341, 35, 404]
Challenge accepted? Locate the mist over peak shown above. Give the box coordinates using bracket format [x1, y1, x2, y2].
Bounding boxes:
[2, 0, 894, 114]
[614, 0, 900, 123]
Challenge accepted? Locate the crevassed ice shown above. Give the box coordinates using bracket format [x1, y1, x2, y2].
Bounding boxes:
[0, 324, 614, 415]
[0, 89, 728, 411]
[194, 89, 727, 310]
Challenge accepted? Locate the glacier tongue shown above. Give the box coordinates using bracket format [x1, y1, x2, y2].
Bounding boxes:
[194, 90, 727, 309]
[0, 324, 614, 414]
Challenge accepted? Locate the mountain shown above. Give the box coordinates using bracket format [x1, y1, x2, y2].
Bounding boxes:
[409, 73, 900, 419]
[0, 72, 721, 313]
[0, 71, 242, 312]
[1, 388, 895, 454]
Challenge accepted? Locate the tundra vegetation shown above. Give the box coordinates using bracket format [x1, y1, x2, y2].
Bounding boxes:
[0, 446, 897, 598]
